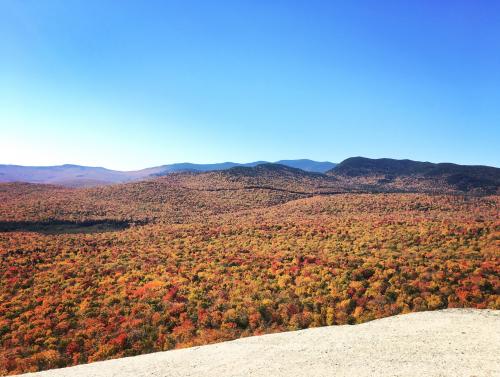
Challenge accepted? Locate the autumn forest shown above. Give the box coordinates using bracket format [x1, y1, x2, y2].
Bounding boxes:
[0, 162, 499, 375]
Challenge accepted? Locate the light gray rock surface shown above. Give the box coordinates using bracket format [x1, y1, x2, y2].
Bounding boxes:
[16, 309, 500, 377]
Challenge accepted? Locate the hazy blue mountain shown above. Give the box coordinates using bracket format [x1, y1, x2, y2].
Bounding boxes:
[152, 161, 268, 174]
[0, 159, 336, 187]
[0, 164, 175, 187]
[275, 159, 336, 173]
[153, 160, 334, 175]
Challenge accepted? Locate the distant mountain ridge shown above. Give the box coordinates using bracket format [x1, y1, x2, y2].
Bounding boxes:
[0, 164, 154, 187]
[153, 159, 336, 175]
[0, 159, 336, 187]
[329, 157, 498, 177]
[327, 157, 500, 194]
[1, 157, 498, 194]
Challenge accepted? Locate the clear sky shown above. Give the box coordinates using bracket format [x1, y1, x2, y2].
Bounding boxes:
[0, 0, 499, 170]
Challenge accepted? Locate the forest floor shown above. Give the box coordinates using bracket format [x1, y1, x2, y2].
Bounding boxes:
[16, 309, 499, 377]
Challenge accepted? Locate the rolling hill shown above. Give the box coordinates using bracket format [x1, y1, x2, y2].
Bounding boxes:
[2, 157, 498, 194]
[327, 157, 500, 195]
[1, 159, 498, 229]
[0, 164, 343, 227]
[0, 160, 336, 187]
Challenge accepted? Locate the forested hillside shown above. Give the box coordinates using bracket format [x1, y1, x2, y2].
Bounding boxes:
[328, 157, 500, 195]
[0, 167, 499, 375]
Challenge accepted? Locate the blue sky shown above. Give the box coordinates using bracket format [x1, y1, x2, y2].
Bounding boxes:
[0, 0, 499, 170]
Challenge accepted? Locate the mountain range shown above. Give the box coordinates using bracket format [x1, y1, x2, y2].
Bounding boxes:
[0, 157, 498, 194]
[0, 159, 336, 187]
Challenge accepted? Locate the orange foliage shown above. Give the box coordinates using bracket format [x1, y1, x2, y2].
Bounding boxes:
[0, 186, 498, 375]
